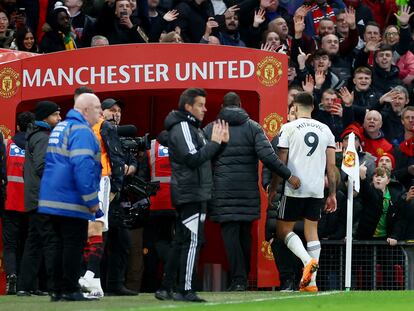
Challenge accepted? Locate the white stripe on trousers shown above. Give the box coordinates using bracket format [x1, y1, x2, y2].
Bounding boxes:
[184, 217, 199, 291]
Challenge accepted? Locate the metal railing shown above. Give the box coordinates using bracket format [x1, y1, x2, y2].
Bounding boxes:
[318, 240, 414, 290]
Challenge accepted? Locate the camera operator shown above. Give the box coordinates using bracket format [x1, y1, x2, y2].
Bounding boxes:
[102, 98, 139, 296]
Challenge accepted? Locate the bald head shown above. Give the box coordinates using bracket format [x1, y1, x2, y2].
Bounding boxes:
[74, 93, 102, 126]
[364, 110, 383, 137]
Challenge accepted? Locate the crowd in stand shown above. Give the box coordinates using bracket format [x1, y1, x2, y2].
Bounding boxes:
[2, 0, 414, 297]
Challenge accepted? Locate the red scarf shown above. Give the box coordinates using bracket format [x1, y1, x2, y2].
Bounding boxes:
[311, 4, 336, 34]
[399, 136, 414, 157]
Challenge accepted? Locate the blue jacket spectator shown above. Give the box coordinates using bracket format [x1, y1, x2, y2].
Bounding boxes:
[38, 108, 101, 221]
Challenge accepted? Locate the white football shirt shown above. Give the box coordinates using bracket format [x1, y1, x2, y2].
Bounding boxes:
[277, 118, 335, 198]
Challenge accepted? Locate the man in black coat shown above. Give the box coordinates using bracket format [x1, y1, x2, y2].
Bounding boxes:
[162, 88, 229, 302]
[204, 92, 299, 291]
[173, 0, 213, 43]
[19, 101, 62, 298]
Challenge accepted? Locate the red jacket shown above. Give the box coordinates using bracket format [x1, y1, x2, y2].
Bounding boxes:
[148, 140, 173, 211]
[363, 136, 393, 159]
[5, 139, 25, 212]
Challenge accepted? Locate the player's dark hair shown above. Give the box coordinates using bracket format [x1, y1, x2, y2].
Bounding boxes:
[292, 92, 314, 109]
[178, 88, 206, 110]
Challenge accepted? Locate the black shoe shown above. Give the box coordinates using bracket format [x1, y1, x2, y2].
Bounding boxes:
[280, 279, 295, 292]
[227, 282, 246, 292]
[31, 290, 49, 296]
[50, 292, 62, 302]
[155, 289, 173, 301]
[173, 291, 206, 303]
[17, 290, 31, 297]
[6, 274, 17, 295]
[233, 284, 246, 291]
[61, 291, 99, 301]
[106, 286, 138, 296]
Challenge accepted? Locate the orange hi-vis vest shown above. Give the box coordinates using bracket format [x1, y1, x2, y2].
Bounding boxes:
[5, 139, 25, 212]
[148, 140, 173, 211]
[92, 119, 111, 177]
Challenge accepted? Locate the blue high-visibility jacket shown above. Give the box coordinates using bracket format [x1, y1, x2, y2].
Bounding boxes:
[38, 109, 101, 220]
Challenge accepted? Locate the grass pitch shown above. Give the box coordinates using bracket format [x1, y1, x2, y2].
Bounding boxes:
[0, 291, 413, 311]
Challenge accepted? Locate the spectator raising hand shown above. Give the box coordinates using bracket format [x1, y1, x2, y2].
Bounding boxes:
[163, 10, 179, 22]
[339, 87, 354, 107]
[394, 5, 414, 27]
[224, 5, 240, 18]
[261, 42, 275, 52]
[202, 17, 218, 42]
[344, 6, 356, 30]
[302, 74, 315, 94]
[294, 5, 311, 20]
[297, 47, 310, 70]
[364, 40, 381, 53]
[253, 8, 266, 28]
[315, 70, 326, 89]
[379, 89, 400, 105]
[294, 14, 306, 37]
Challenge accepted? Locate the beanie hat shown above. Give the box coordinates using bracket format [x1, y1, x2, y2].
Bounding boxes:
[340, 122, 364, 142]
[35, 101, 60, 121]
[377, 152, 396, 169]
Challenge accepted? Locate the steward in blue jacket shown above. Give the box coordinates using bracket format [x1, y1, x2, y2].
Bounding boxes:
[38, 108, 101, 221]
[37, 93, 103, 301]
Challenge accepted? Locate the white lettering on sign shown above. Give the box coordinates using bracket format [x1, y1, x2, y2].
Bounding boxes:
[22, 61, 255, 88]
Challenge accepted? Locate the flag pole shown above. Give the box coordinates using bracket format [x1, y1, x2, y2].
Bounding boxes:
[345, 176, 354, 291]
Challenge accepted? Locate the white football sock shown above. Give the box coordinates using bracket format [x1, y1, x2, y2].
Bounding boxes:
[284, 232, 311, 266]
[307, 240, 321, 284]
[84, 270, 95, 280]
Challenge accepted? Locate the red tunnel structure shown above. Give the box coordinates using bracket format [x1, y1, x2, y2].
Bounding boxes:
[0, 44, 288, 293]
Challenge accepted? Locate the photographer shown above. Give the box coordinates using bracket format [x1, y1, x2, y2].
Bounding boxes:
[102, 98, 139, 296]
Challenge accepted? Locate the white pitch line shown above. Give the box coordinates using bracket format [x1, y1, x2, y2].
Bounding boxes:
[76, 291, 343, 311]
[121, 291, 343, 311]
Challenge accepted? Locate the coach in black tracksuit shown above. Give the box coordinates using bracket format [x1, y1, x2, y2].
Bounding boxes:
[163, 88, 228, 302]
[205, 92, 293, 291]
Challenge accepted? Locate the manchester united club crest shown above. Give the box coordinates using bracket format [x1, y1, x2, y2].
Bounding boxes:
[0, 67, 20, 99]
[260, 240, 274, 261]
[256, 56, 283, 87]
[343, 150, 356, 168]
[263, 112, 283, 138]
[0, 124, 12, 139]
[376, 148, 385, 157]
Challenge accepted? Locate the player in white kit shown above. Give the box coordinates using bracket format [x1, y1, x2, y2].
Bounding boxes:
[270, 92, 337, 292]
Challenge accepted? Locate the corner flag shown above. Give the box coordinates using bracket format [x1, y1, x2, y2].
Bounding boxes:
[341, 132, 360, 192]
[340, 132, 360, 290]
